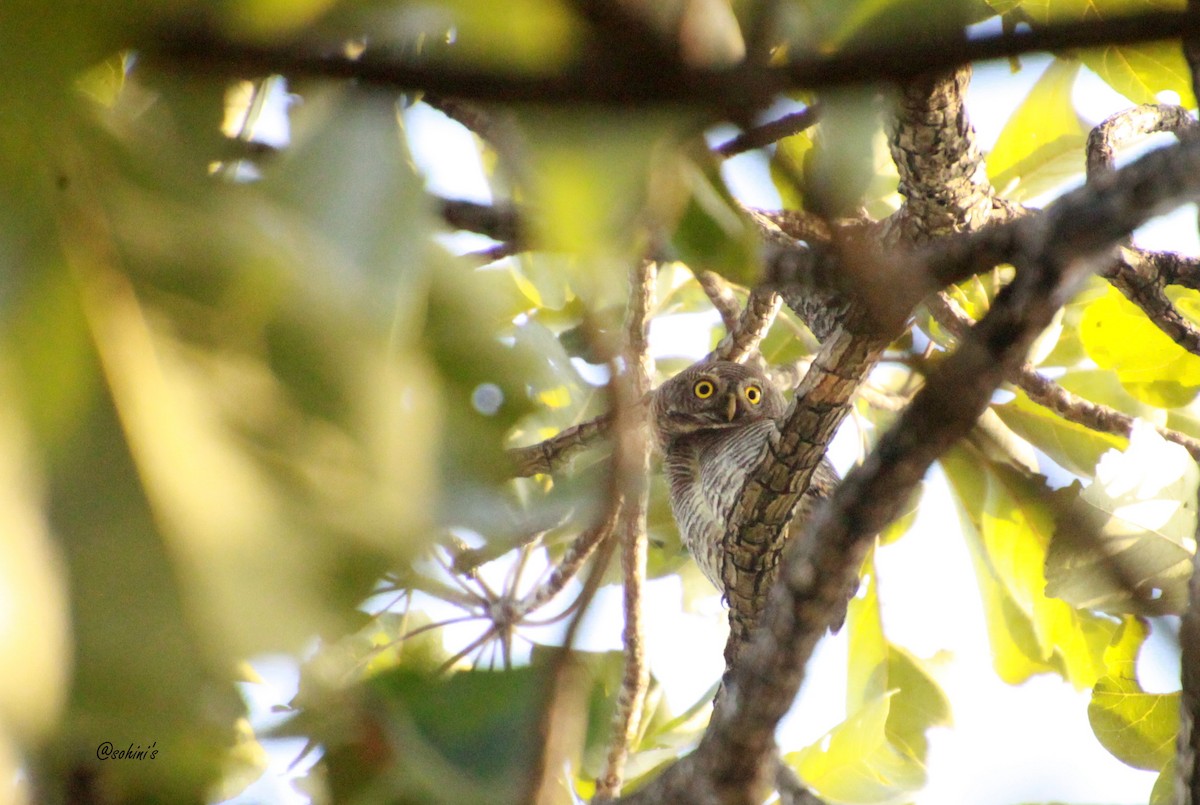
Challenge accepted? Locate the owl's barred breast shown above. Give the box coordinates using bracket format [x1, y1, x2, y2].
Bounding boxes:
[664, 419, 839, 593]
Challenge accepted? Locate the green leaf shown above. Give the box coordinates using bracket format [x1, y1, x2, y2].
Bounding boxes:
[987, 58, 1088, 201]
[994, 388, 1128, 478]
[770, 127, 814, 211]
[1081, 284, 1200, 408]
[1015, 0, 1195, 106]
[1088, 620, 1180, 771]
[671, 157, 759, 284]
[0, 391, 71, 742]
[804, 88, 900, 218]
[791, 554, 949, 803]
[789, 693, 927, 804]
[1046, 423, 1197, 615]
[321, 666, 544, 804]
[1081, 40, 1196, 108]
[942, 447, 1118, 687]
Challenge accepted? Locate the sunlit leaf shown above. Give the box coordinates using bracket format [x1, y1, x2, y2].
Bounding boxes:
[789, 694, 926, 804]
[1046, 423, 1197, 615]
[994, 388, 1128, 478]
[987, 58, 1088, 200]
[1081, 284, 1200, 407]
[1016, 0, 1195, 106]
[941, 447, 1117, 688]
[792, 555, 948, 803]
[0, 388, 71, 741]
[1088, 620, 1179, 771]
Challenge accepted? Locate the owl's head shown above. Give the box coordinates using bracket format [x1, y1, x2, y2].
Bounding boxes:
[651, 360, 785, 444]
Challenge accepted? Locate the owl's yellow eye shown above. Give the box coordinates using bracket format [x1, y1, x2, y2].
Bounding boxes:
[745, 385, 762, 405]
[693, 380, 715, 399]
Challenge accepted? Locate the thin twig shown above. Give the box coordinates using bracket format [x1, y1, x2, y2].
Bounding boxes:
[698, 270, 742, 331]
[507, 414, 612, 477]
[713, 286, 783, 363]
[596, 262, 656, 800]
[1086, 104, 1196, 181]
[927, 293, 1200, 461]
[513, 508, 620, 618]
[715, 106, 820, 158]
[1101, 248, 1200, 359]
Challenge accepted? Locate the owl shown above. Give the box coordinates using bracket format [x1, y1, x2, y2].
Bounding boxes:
[651, 360, 840, 601]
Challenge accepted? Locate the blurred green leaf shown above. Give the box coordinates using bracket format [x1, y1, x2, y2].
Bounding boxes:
[805, 88, 900, 218]
[671, 157, 760, 284]
[994, 388, 1127, 478]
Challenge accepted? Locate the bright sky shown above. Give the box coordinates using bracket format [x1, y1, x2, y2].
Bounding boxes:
[229, 53, 1194, 805]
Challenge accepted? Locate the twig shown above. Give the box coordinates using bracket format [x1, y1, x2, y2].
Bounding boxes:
[698, 270, 742, 332]
[926, 293, 1200, 462]
[438, 197, 522, 243]
[524, 523, 621, 805]
[1085, 104, 1196, 181]
[507, 414, 612, 477]
[512, 508, 621, 619]
[715, 106, 820, 158]
[713, 286, 782, 363]
[1150, 250, 1200, 292]
[1101, 248, 1200, 358]
[595, 262, 656, 800]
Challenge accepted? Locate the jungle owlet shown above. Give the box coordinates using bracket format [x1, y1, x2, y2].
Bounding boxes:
[651, 360, 840, 599]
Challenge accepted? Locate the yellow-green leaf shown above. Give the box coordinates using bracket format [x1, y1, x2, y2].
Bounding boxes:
[1080, 284, 1200, 408]
[1046, 423, 1197, 615]
[987, 58, 1088, 201]
[1087, 617, 1179, 771]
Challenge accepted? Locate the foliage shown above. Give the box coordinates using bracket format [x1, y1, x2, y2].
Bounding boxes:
[0, 1, 1196, 804]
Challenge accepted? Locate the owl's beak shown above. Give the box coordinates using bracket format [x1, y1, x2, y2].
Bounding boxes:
[724, 392, 738, 422]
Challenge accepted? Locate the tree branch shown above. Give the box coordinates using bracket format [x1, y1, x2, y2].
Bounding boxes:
[698, 271, 743, 332]
[146, 11, 1200, 107]
[618, 123, 1200, 805]
[507, 414, 611, 477]
[886, 66, 999, 245]
[596, 262, 656, 800]
[715, 106, 819, 158]
[713, 286, 782, 363]
[1101, 248, 1200, 358]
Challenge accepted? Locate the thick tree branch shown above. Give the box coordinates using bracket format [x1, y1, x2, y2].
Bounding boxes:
[886, 66, 998, 245]
[618, 123, 1200, 805]
[147, 11, 1200, 107]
